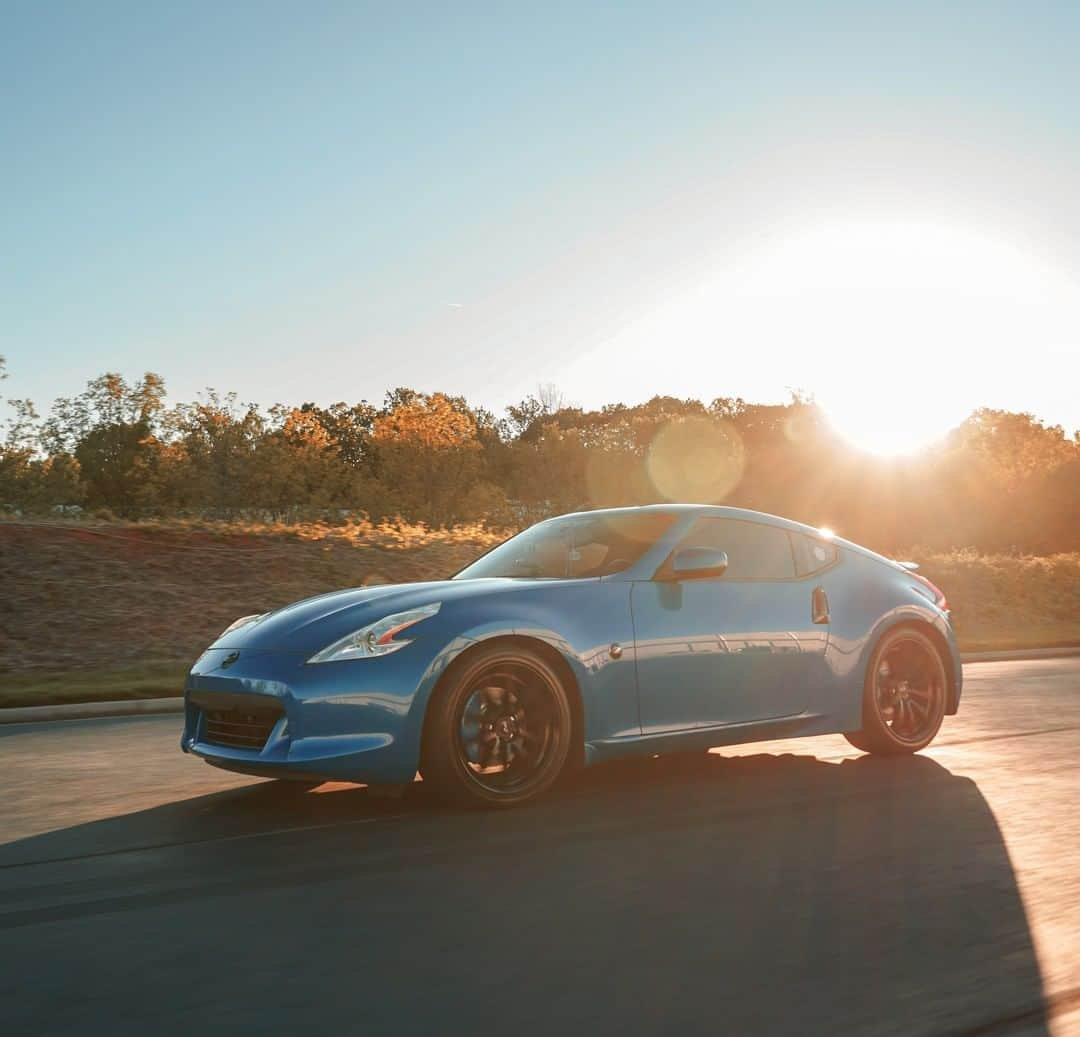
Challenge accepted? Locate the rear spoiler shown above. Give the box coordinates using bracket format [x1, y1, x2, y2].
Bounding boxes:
[895, 560, 920, 571]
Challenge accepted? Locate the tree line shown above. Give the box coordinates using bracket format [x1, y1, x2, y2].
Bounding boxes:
[1, 357, 1078, 555]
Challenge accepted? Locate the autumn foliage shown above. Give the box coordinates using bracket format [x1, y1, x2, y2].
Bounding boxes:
[1, 359, 1078, 556]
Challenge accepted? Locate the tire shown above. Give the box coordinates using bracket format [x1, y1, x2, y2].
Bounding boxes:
[420, 644, 574, 808]
[843, 625, 947, 755]
[842, 728, 873, 753]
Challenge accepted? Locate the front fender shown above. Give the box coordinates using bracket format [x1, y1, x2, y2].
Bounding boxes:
[403, 588, 639, 770]
[408, 621, 585, 730]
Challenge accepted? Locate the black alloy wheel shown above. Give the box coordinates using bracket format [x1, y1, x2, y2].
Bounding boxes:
[845, 626, 947, 755]
[422, 645, 574, 807]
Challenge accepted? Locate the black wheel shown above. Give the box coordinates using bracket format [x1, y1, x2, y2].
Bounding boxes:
[420, 645, 574, 808]
[844, 626, 947, 755]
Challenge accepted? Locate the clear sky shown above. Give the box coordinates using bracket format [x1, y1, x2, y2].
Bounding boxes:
[3, 2, 1079, 451]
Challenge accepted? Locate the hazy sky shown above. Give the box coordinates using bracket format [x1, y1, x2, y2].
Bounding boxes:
[3, 2, 1079, 447]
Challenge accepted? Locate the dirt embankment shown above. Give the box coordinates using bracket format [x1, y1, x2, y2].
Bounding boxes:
[0, 519, 503, 675]
[1, 521, 1077, 706]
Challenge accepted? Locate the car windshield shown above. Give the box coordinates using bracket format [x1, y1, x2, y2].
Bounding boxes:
[454, 511, 677, 580]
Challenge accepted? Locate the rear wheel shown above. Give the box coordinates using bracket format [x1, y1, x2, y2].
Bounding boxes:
[421, 645, 573, 808]
[844, 626, 947, 755]
[841, 728, 873, 753]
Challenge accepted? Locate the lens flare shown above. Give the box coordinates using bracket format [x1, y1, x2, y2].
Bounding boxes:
[646, 417, 745, 502]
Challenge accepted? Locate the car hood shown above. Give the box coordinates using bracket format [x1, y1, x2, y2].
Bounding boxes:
[209, 577, 579, 653]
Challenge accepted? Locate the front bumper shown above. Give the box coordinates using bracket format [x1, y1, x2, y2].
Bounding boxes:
[180, 647, 435, 784]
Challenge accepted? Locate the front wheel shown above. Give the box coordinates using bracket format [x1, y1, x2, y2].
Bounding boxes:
[844, 626, 947, 755]
[420, 645, 574, 808]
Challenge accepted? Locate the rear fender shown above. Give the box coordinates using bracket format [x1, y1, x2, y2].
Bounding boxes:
[855, 606, 962, 720]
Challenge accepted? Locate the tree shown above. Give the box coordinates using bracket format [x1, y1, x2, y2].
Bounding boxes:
[0, 357, 1075, 551]
[163, 391, 265, 512]
[297, 401, 378, 467]
[371, 391, 490, 525]
[37, 373, 167, 514]
[0, 358, 85, 511]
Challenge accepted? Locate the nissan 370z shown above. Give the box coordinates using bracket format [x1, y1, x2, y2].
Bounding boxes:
[181, 505, 961, 807]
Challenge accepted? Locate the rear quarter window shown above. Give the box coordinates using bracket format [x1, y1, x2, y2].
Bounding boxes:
[790, 533, 839, 577]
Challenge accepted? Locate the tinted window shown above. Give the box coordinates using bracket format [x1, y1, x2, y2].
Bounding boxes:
[790, 533, 839, 577]
[454, 511, 677, 580]
[678, 518, 795, 580]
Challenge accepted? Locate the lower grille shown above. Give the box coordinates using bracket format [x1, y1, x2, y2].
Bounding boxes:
[202, 705, 282, 751]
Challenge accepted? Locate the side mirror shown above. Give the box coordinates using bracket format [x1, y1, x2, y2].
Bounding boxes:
[668, 547, 729, 581]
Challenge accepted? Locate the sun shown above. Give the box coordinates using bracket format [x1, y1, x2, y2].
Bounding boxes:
[823, 395, 942, 456]
[567, 216, 1079, 451]
[733, 219, 1078, 456]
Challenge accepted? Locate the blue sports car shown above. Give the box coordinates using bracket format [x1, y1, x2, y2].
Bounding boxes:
[182, 505, 961, 807]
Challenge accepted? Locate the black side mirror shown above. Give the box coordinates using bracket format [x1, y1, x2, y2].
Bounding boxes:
[668, 547, 729, 581]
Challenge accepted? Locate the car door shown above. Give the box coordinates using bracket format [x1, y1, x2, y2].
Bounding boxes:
[632, 517, 829, 734]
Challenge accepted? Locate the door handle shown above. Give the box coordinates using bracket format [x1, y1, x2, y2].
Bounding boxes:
[812, 586, 830, 625]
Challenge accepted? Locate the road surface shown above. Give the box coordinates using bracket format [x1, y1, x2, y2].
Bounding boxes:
[2, 658, 1078, 1035]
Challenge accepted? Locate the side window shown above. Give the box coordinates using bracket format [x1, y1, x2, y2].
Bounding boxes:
[679, 519, 796, 580]
[790, 533, 839, 577]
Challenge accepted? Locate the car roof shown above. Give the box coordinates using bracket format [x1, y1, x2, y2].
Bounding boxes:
[549, 503, 898, 568]
[553, 503, 819, 536]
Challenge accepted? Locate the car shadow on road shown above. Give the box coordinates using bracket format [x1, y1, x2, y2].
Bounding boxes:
[2, 750, 1051, 1035]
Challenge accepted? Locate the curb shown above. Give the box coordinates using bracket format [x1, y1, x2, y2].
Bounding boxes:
[0, 696, 184, 726]
[3, 646, 1079, 726]
[960, 646, 1080, 663]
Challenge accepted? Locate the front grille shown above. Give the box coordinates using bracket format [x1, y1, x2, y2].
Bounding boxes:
[202, 705, 282, 751]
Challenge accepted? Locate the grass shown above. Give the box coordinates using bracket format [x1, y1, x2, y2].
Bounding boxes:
[1, 519, 1077, 708]
[2, 663, 188, 709]
[907, 548, 1080, 652]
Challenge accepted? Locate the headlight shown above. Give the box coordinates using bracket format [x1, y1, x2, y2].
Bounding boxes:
[307, 602, 441, 664]
[219, 613, 268, 638]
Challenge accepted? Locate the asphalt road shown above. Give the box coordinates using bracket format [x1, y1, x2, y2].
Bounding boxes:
[2, 658, 1079, 1036]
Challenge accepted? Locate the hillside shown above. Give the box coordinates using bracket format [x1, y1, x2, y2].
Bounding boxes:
[2, 519, 1078, 706]
[0, 519, 504, 704]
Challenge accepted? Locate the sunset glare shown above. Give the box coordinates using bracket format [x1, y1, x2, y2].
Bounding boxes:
[766, 221, 1080, 456]
[566, 217, 1079, 457]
